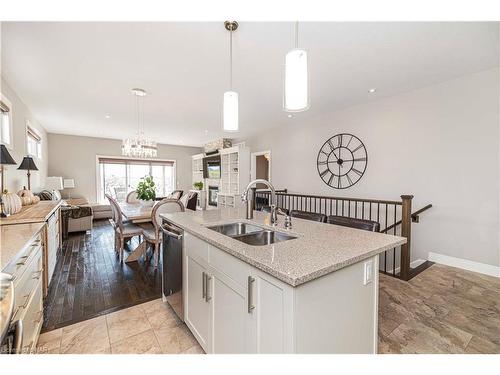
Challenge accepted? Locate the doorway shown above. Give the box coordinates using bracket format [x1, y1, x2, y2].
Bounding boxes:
[251, 151, 271, 189]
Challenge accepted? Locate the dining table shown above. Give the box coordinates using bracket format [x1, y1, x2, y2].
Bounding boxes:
[119, 202, 155, 263]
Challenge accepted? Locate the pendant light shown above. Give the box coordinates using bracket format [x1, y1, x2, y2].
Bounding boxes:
[122, 88, 158, 158]
[284, 21, 309, 112]
[223, 21, 239, 132]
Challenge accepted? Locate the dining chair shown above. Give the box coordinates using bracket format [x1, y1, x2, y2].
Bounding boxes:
[179, 191, 198, 211]
[290, 210, 327, 223]
[106, 194, 143, 262]
[167, 190, 183, 200]
[141, 198, 185, 267]
[126, 190, 140, 203]
[327, 215, 380, 232]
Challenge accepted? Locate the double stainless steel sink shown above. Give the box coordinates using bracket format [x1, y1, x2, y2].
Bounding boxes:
[207, 222, 296, 246]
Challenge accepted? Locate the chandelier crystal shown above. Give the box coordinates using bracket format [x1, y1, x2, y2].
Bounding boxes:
[122, 88, 158, 158]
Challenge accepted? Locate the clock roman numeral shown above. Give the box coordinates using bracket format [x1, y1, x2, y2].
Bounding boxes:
[320, 169, 330, 178]
[328, 173, 334, 186]
[337, 176, 342, 189]
[327, 140, 335, 151]
[346, 135, 354, 148]
[318, 160, 328, 165]
[338, 134, 343, 148]
[346, 173, 353, 186]
[352, 144, 364, 153]
[352, 168, 363, 176]
[352, 157, 367, 162]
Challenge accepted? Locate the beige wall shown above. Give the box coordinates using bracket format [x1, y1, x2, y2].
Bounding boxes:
[1, 77, 48, 193]
[47, 133, 202, 203]
[245, 68, 500, 268]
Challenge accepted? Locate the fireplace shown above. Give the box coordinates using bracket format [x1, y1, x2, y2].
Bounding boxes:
[208, 186, 219, 207]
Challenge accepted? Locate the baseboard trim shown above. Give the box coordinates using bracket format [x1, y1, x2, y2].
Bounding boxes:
[380, 259, 426, 275]
[428, 252, 500, 278]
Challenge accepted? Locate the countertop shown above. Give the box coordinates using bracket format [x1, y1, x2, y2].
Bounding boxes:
[161, 207, 406, 286]
[0, 200, 62, 226]
[0, 222, 45, 271]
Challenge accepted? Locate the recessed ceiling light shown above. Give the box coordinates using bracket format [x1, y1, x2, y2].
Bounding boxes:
[105, 115, 111, 119]
[287, 114, 293, 118]
[368, 88, 377, 93]
[204, 129, 209, 134]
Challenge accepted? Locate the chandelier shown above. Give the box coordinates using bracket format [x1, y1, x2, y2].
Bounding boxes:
[122, 88, 158, 158]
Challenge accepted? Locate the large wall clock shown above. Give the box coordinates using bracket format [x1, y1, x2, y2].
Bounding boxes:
[316, 133, 368, 189]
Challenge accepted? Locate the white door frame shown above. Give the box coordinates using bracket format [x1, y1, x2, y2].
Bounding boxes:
[250, 150, 271, 183]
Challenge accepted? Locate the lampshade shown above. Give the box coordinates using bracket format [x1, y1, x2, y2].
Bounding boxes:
[284, 49, 309, 112]
[17, 156, 39, 171]
[0, 145, 16, 165]
[63, 179, 75, 189]
[45, 176, 63, 190]
[223, 91, 239, 132]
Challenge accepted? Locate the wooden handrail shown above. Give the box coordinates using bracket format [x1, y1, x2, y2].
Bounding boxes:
[381, 204, 433, 234]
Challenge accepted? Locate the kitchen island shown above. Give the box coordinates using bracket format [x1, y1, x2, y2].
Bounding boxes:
[161, 207, 405, 354]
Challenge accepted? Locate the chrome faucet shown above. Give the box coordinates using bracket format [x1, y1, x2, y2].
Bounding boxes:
[241, 179, 277, 225]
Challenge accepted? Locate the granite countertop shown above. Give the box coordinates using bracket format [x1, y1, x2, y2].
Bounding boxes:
[0, 200, 62, 226]
[161, 207, 406, 287]
[1, 222, 45, 271]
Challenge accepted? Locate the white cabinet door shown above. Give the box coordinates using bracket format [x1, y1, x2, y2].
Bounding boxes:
[210, 269, 251, 354]
[248, 269, 294, 353]
[185, 255, 211, 352]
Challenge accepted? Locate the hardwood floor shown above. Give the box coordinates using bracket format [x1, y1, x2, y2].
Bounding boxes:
[42, 220, 162, 332]
[378, 263, 500, 354]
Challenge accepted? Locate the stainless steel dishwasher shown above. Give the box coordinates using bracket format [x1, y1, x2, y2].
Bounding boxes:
[161, 218, 184, 321]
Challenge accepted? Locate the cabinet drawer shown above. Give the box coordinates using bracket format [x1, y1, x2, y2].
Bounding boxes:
[209, 245, 249, 288]
[185, 232, 209, 263]
[3, 235, 42, 278]
[13, 247, 43, 320]
[19, 279, 43, 354]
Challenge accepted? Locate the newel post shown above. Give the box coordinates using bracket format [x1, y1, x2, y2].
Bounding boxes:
[400, 195, 413, 281]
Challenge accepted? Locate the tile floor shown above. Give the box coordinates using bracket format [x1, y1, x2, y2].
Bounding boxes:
[36, 298, 204, 354]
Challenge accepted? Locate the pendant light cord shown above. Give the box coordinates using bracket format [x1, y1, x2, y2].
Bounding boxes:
[229, 27, 233, 90]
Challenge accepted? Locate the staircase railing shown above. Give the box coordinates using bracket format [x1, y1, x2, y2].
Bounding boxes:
[252, 189, 432, 281]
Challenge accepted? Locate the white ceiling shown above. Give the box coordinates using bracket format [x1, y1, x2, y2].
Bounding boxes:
[1, 22, 498, 147]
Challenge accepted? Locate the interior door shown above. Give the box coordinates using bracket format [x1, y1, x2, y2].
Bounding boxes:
[185, 255, 211, 352]
[211, 269, 251, 354]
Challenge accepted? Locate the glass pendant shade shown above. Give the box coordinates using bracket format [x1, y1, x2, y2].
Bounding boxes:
[284, 48, 309, 112]
[223, 91, 239, 132]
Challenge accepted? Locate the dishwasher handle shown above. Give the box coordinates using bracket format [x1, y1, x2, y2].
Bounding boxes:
[160, 224, 183, 240]
[12, 319, 23, 354]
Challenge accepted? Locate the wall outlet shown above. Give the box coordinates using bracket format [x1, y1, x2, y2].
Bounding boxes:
[364, 260, 373, 285]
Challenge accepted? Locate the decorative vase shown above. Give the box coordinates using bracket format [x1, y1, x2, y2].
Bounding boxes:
[2, 191, 22, 215]
[140, 199, 154, 207]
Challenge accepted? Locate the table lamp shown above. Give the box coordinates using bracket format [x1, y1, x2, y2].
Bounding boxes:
[17, 156, 38, 190]
[63, 178, 75, 199]
[45, 176, 63, 201]
[1, 145, 17, 217]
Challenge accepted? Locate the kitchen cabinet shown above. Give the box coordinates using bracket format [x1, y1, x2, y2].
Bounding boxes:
[185, 254, 211, 352]
[2, 226, 45, 353]
[46, 210, 60, 284]
[183, 232, 379, 354]
[184, 232, 292, 354]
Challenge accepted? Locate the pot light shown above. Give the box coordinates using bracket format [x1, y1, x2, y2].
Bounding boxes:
[284, 22, 309, 112]
[105, 115, 111, 119]
[287, 114, 293, 118]
[223, 21, 239, 132]
[368, 88, 377, 93]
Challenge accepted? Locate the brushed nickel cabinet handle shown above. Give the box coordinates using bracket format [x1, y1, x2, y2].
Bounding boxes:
[32, 269, 43, 280]
[248, 276, 255, 313]
[205, 274, 212, 302]
[202, 271, 206, 299]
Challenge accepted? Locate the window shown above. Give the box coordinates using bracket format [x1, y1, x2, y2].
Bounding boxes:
[0, 96, 13, 147]
[26, 124, 42, 158]
[98, 157, 176, 203]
